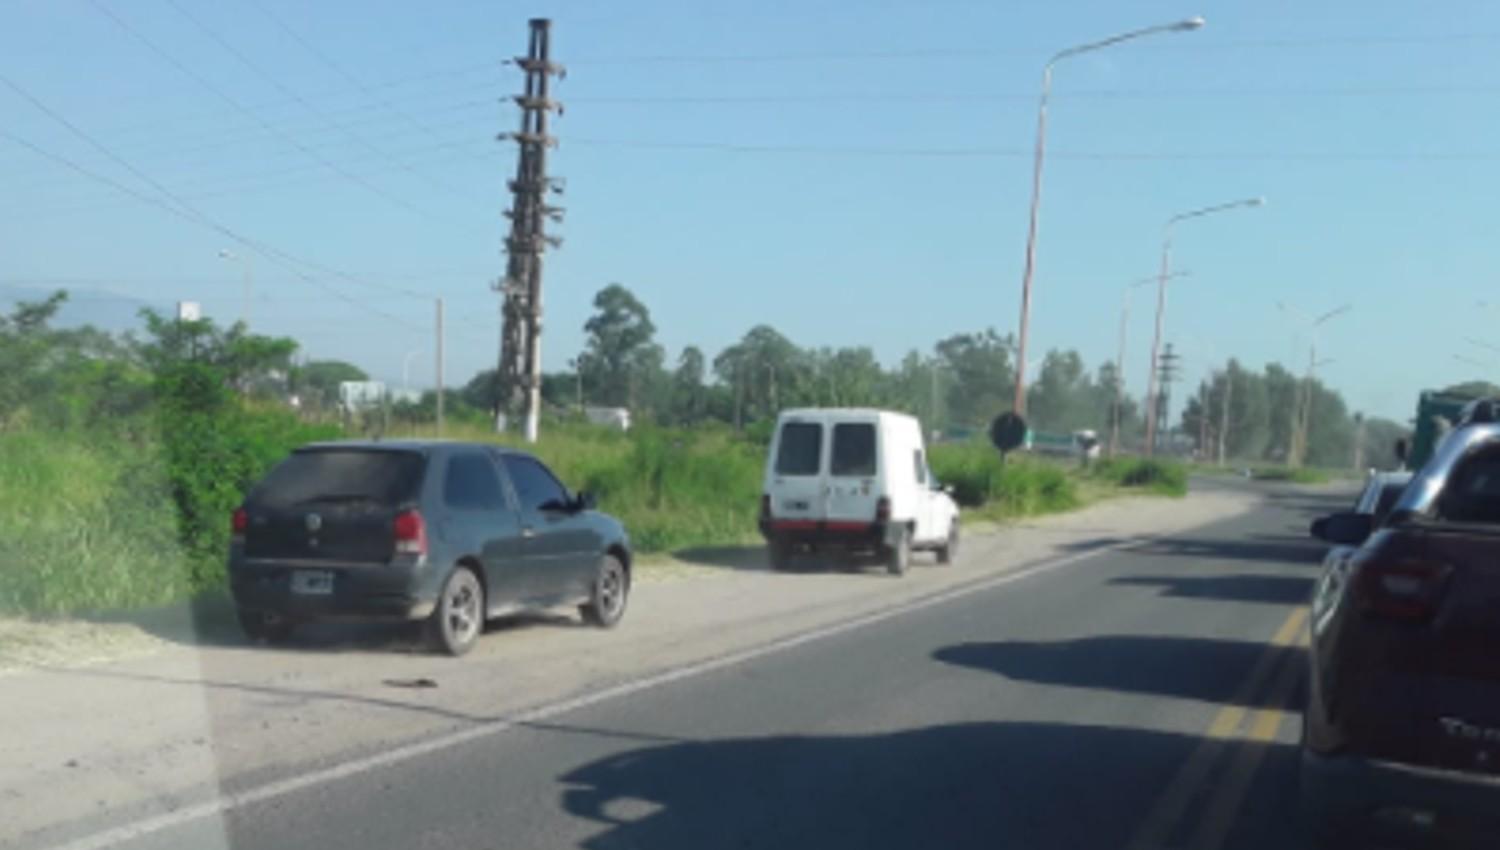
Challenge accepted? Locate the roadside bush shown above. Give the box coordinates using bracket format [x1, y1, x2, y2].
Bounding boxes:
[1090, 458, 1188, 496]
[929, 442, 1079, 518]
[154, 363, 338, 589]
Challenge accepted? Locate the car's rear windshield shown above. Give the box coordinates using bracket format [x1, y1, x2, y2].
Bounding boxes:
[249, 449, 426, 510]
[774, 422, 822, 476]
[831, 422, 877, 477]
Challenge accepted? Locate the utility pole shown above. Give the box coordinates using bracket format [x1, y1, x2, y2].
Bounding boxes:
[1154, 343, 1181, 454]
[1352, 412, 1366, 471]
[436, 297, 445, 436]
[1218, 366, 1233, 466]
[1197, 380, 1210, 461]
[496, 18, 564, 443]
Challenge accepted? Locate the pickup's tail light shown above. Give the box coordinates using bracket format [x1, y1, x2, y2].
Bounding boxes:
[393, 509, 428, 556]
[1354, 559, 1452, 622]
[875, 497, 891, 523]
[231, 507, 248, 545]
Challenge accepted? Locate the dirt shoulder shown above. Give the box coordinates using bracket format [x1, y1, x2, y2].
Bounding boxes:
[0, 483, 1257, 848]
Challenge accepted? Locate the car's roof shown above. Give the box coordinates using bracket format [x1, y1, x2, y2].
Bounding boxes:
[297, 439, 534, 456]
[1371, 471, 1413, 486]
[778, 407, 916, 421]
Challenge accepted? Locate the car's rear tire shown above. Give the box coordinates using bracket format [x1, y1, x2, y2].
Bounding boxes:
[581, 553, 629, 628]
[237, 608, 296, 644]
[885, 527, 911, 576]
[768, 538, 794, 571]
[426, 566, 484, 656]
[936, 522, 959, 565]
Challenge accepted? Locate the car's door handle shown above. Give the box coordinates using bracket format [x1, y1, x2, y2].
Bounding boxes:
[521, 527, 536, 539]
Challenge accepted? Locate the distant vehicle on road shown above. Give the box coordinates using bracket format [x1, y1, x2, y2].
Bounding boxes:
[229, 440, 632, 655]
[1304, 423, 1500, 847]
[759, 408, 959, 575]
[583, 406, 631, 431]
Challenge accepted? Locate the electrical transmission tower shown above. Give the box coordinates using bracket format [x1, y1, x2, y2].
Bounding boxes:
[1154, 343, 1181, 453]
[495, 18, 564, 442]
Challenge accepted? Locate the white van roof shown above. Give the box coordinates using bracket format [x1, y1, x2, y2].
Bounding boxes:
[777, 407, 917, 423]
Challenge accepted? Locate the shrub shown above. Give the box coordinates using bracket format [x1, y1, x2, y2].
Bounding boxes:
[1090, 458, 1188, 496]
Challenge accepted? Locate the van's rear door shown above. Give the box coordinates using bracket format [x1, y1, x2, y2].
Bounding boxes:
[825, 418, 880, 528]
[768, 418, 825, 525]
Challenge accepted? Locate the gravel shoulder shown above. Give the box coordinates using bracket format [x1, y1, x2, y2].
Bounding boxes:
[0, 482, 1259, 848]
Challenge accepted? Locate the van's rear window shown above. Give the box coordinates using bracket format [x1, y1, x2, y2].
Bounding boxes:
[775, 423, 822, 476]
[250, 450, 425, 510]
[831, 423, 877, 477]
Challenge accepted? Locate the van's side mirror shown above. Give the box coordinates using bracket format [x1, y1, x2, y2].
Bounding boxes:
[1311, 512, 1374, 546]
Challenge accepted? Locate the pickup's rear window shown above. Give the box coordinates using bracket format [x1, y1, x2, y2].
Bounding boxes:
[1437, 449, 1500, 524]
[831, 423, 877, 477]
[775, 423, 822, 476]
[249, 449, 425, 510]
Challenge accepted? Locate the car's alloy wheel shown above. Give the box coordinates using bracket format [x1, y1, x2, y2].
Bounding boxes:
[581, 554, 629, 628]
[428, 566, 483, 656]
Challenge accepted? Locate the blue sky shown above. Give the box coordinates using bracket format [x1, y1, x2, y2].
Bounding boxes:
[4, 0, 1500, 420]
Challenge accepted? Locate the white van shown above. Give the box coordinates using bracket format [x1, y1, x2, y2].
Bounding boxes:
[759, 408, 960, 575]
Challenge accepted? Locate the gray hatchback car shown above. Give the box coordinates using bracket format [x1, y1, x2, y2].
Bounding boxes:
[228, 440, 632, 655]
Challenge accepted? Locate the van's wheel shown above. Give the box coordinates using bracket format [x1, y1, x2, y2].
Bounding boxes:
[426, 565, 484, 656]
[885, 528, 911, 576]
[768, 538, 794, 571]
[581, 553, 629, 628]
[237, 609, 296, 644]
[937, 523, 960, 565]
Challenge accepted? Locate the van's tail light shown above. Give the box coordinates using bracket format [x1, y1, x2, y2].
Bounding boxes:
[231, 507, 248, 544]
[876, 497, 891, 523]
[1355, 560, 1452, 622]
[760, 494, 772, 522]
[394, 509, 428, 556]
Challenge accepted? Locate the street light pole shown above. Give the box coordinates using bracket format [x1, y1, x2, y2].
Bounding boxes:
[1142, 197, 1264, 455]
[1012, 16, 1205, 416]
[217, 249, 253, 329]
[1279, 302, 1350, 467]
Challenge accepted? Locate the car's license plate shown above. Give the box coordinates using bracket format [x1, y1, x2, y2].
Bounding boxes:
[290, 570, 334, 595]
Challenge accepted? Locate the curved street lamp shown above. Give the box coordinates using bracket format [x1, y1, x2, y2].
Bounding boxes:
[1012, 16, 1206, 416]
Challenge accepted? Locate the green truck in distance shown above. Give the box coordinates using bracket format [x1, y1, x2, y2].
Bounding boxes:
[1404, 389, 1490, 470]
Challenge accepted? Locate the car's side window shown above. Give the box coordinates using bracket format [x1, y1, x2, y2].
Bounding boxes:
[444, 452, 506, 511]
[502, 455, 570, 513]
[1436, 448, 1500, 524]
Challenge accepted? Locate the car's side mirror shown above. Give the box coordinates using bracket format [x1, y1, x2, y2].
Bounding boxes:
[1311, 512, 1374, 546]
[574, 490, 597, 511]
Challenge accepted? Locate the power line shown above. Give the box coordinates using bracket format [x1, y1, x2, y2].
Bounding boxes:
[88, 0, 476, 232]
[0, 82, 425, 331]
[166, 0, 490, 210]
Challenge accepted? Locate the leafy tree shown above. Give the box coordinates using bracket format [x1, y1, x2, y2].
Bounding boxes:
[581, 284, 665, 409]
[671, 346, 708, 424]
[934, 329, 1015, 428]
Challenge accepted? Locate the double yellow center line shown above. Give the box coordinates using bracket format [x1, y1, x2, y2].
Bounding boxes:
[1127, 605, 1310, 850]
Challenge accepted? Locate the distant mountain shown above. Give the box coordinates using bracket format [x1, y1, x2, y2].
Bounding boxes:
[0, 285, 167, 336]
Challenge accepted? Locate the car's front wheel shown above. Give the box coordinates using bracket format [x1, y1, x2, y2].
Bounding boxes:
[427, 565, 484, 656]
[581, 553, 629, 628]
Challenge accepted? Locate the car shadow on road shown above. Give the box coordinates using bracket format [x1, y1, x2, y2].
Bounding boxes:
[670, 545, 922, 577]
[1117, 536, 1327, 566]
[1110, 574, 1315, 605]
[82, 592, 588, 654]
[933, 636, 1303, 709]
[553, 721, 1309, 850]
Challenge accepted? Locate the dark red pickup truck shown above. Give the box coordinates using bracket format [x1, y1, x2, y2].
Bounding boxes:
[1304, 422, 1500, 848]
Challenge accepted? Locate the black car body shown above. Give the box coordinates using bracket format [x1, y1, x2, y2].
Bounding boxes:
[228, 440, 632, 654]
[1304, 424, 1500, 847]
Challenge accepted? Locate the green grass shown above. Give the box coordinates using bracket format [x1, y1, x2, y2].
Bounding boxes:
[0, 429, 192, 615]
[929, 443, 1080, 522]
[1088, 457, 1189, 497]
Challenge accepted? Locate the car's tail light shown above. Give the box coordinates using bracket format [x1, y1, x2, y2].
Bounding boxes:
[394, 509, 428, 556]
[876, 497, 891, 523]
[231, 507, 248, 544]
[760, 494, 772, 522]
[1354, 560, 1452, 622]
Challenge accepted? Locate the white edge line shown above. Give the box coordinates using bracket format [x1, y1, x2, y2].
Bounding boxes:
[43, 533, 1158, 850]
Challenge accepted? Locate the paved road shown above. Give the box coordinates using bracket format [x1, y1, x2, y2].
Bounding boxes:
[61, 482, 1343, 850]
